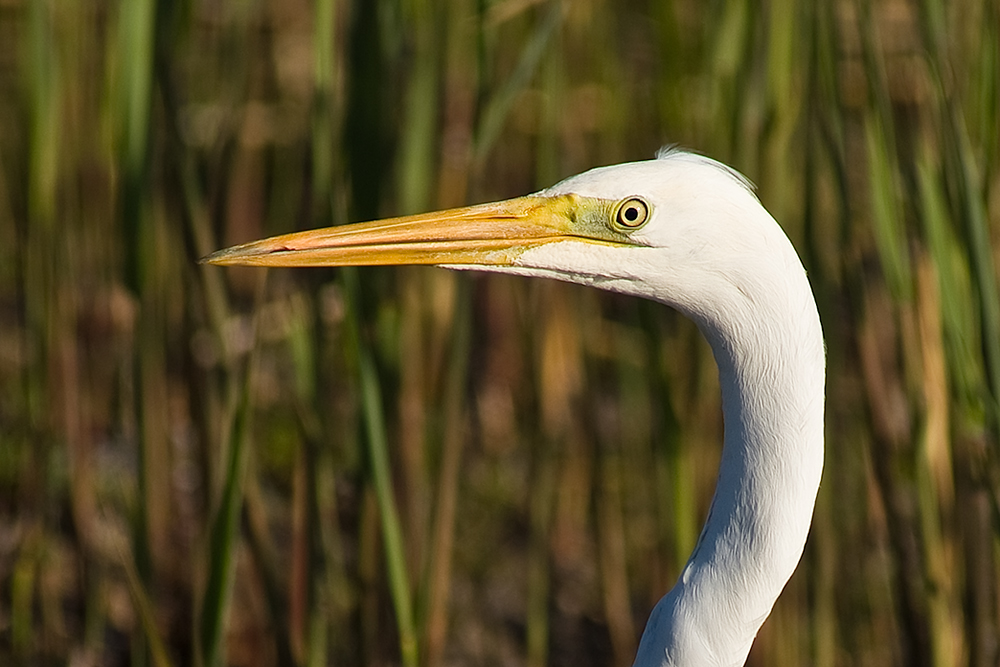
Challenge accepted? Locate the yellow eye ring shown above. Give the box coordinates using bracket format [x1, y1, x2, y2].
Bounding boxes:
[614, 197, 650, 229]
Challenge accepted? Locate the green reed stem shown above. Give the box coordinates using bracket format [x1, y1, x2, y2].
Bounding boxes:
[341, 268, 419, 667]
[199, 379, 252, 667]
[474, 2, 561, 165]
[119, 540, 175, 667]
[918, 0, 1000, 428]
[423, 278, 473, 666]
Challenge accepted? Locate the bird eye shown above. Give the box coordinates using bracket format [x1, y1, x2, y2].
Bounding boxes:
[614, 197, 649, 229]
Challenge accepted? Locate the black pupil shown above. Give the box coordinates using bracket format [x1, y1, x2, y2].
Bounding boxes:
[624, 206, 638, 221]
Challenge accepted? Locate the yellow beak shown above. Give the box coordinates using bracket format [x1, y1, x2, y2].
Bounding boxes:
[201, 194, 634, 268]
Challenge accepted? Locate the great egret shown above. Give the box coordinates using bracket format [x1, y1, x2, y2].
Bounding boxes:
[204, 149, 826, 666]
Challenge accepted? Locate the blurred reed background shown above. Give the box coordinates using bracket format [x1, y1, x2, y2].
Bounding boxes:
[1, 0, 998, 666]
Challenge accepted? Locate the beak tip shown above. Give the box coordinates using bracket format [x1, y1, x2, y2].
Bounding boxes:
[200, 242, 269, 266]
[199, 249, 231, 266]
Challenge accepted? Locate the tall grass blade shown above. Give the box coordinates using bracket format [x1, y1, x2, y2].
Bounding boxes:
[423, 279, 473, 666]
[474, 2, 561, 164]
[398, 0, 441, 215]
[949, 124, 1000, 430]
[863, 113, 912, 301]
[118, 539, 176, 667]
[117, 0, 157, 292]
[199, 382, 252, 667]
[341, 267, 419, 667]
[916, 149, 983, 408]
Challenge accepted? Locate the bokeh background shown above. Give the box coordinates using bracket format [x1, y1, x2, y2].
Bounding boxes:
[1, 0, 999, 666]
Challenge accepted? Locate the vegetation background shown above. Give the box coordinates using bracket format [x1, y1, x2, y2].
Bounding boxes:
[1, 0, 998, 666]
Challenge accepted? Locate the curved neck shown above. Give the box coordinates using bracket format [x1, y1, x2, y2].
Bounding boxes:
[635, 278, 825, 666]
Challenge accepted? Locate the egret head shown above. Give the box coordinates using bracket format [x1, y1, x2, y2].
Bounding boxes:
[499, 151, 801, 322]
[203, 150, 802, 335]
